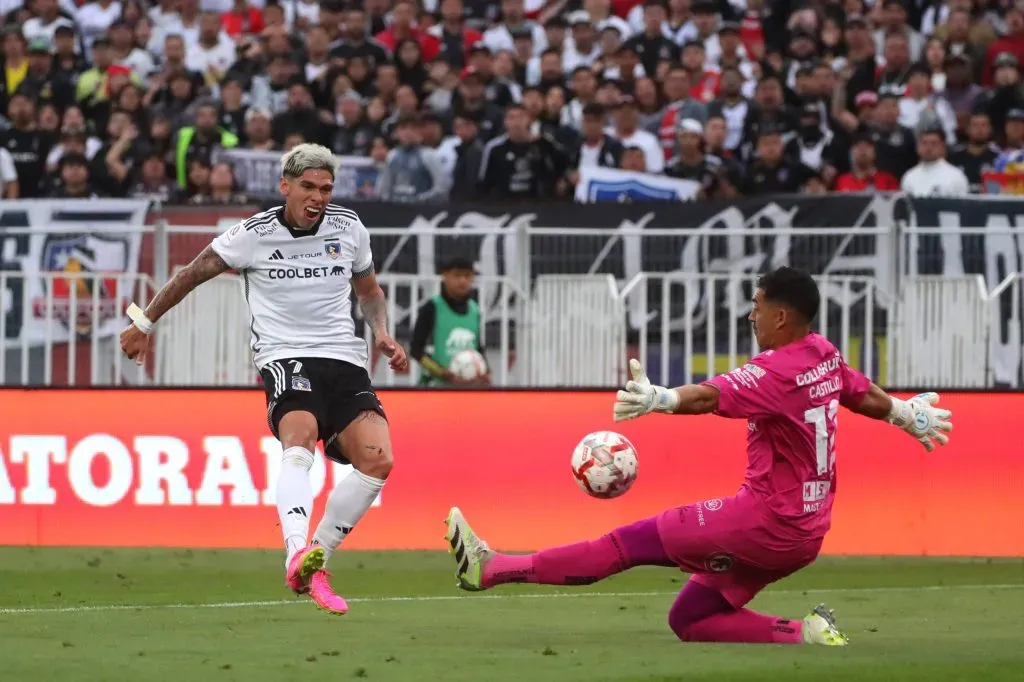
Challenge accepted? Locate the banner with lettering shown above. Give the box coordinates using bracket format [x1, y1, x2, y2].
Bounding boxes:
[0, 199, 151, 348]
[215, 148, 381, 200]
[575, 166, 702, 203]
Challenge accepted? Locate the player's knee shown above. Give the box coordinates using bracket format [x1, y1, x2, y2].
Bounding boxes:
[278, 411, 318, 452]
[667, 602, 699, 642]
[356, 445, 393, 480]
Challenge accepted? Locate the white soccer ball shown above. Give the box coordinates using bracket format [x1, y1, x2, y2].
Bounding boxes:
[448, 349, 488, 381]
[571, 431, 638, 499]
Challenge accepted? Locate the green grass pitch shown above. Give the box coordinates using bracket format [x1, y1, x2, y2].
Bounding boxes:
[1, 549, 1022, 681]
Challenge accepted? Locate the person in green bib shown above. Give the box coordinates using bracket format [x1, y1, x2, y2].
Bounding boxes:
[410, 256, 490, 386]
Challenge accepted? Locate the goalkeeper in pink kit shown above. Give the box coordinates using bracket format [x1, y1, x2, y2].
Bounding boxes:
[444, 267, 953, 646]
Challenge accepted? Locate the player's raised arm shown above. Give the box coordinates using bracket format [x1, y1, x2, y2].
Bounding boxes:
[119, 243, 233, 365]
[613, 359, 720, 421]
[846, 383, 953, 452]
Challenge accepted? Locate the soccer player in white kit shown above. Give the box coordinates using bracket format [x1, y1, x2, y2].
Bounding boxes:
[119, 144, 408, 615]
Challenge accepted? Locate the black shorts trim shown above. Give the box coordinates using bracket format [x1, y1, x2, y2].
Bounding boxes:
[260, 358, 387, 464]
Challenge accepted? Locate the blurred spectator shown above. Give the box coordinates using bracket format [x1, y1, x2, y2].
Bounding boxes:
[222, 0, 265, 39]
[375, 112, 450, 202]
[924, 37, 947, 92]
[332, 8, 389, 69]
[899, 63, 956, 144]
[607, 94, 663, 172]
[23, 0, 75, 46]
[445, 113, 485, 200]
[983, 7, 1024, 86]
[561, 66, 599, 130]
[376, 0, 440, 63]
[834, 131, 901, 192]
[619, 145, 646, 171]
[1, 0, 1021, 204]
[664, 118, 731, 200]
[934, 8, 988, 82]
[869, 92, 919, 179]
[189, 161, 249, 204]
[0, 144, 18, 197]
[477, 103, 568, 199]
[0, 92, 54, 197]
[901, 128, 970, 196]
[623, 0, 678, 78]
[949, 112, 999, 193]
[877, 31, 914, 96]
[563, 11, 600, 74]
[875, 0, 925, 62]
[428, 0, 483, 69]
[482, 0, 544, 57]
[19, 39, 74, 111]
[738, 125, 816, 195]
[450, 66, 504, 140]
[707, 68, 748, 154]
[273, 81, 329, 146]
[174, 100, 239, 189]
[994, 107, 1024, 172]
[787, 102, 845, 186]
[943, 54, 984, 128]
[657, 64, 708, 160]
[110, 19, 155, 77]
[740, 75, 795, 161]
[569, 101, 623, 185]
[130, 152, 177, 201]
[49, 152, 97, 198]
[977, 52, 1024, 141]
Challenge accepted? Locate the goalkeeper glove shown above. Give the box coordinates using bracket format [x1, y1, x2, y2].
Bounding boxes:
[613, 359, 680, 422]
[886, 392, 953, 452]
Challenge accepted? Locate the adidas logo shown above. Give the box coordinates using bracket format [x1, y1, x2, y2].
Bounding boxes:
[269, 250, 284, 260]
[287, 507, 307, 517]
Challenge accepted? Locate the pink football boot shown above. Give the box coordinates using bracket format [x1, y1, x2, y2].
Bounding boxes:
[285, 545, 325, 595]
[309, 570, 349, 615]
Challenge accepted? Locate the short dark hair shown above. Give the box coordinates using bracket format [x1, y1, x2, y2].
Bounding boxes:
[756, 267, 820, 324]
[917, 128, 946, 144]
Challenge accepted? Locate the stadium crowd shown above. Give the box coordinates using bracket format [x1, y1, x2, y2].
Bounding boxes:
[1, 0, 1023, 203]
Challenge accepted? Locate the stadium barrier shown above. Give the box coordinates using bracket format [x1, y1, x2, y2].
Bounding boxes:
[0, 389, 1021, 557]
[3, 195, 1024, 387]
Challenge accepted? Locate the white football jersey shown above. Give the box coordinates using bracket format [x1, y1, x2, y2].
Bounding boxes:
[211, 204, 373, 370]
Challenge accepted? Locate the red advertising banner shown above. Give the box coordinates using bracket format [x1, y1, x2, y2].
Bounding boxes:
[0, 390, 1020, 556]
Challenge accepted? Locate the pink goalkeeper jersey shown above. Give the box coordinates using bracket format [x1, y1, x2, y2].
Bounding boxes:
[704, 333, 871, 541]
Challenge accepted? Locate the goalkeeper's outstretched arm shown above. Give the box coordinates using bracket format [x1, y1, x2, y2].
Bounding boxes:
[847, 383, 953, 452]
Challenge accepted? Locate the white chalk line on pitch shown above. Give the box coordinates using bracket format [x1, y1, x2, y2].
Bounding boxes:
[0, 583, 1021, 616]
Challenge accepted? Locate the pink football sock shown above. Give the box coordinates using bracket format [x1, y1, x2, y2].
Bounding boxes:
[482, 535, 627, 587]
[677, 609, 803, 644]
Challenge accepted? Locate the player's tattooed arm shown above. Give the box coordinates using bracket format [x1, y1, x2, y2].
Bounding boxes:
[144, 245, 230, 323]
[353, 273, 389, 337]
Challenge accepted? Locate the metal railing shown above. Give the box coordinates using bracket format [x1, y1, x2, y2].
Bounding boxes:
[621, 274, 886, 386]
[2, 219, 1023, 388]
[0, 270, 155, 386]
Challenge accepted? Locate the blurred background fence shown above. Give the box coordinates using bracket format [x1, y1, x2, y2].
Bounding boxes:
[1, 194, 1021, 389]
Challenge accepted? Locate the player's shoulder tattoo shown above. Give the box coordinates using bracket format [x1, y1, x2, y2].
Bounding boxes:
[243, 208, 280, 237]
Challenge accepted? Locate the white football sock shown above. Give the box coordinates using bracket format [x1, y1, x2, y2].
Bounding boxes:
[276, 446, 315, 567]
[312, 469, 385, 564]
